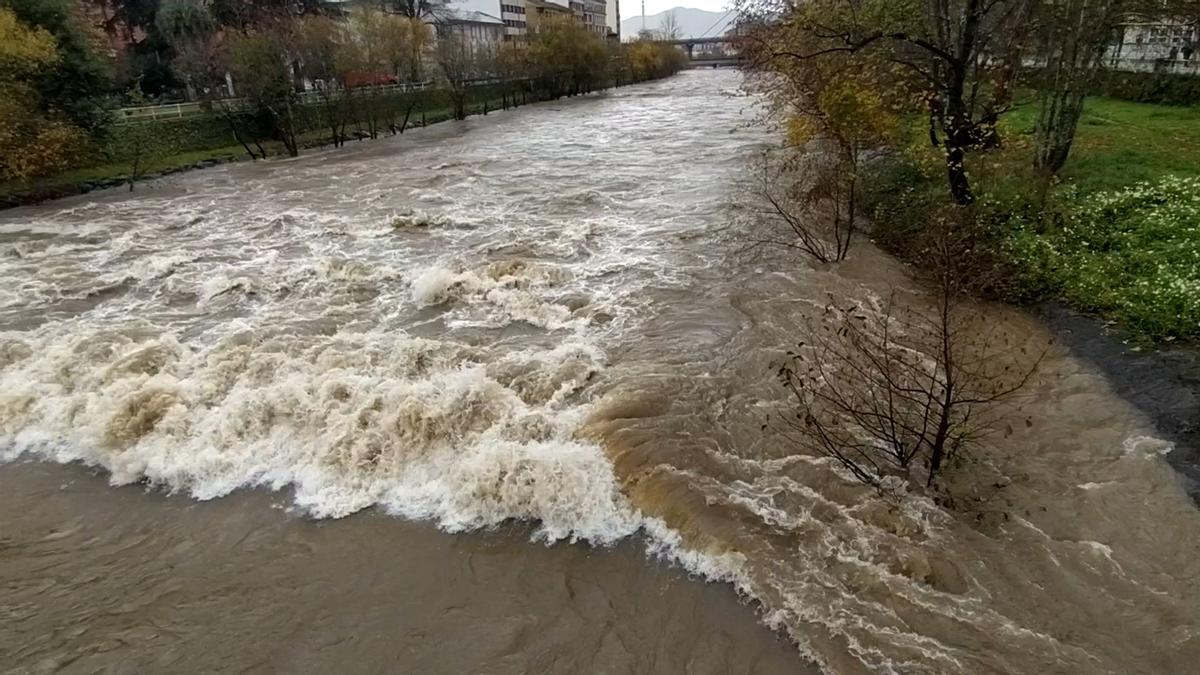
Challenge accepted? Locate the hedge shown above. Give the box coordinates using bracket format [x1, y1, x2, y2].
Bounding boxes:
[1092, 69, 1200, 106]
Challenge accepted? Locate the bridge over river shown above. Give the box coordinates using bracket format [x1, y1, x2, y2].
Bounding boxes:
[664, 36, 744, 68]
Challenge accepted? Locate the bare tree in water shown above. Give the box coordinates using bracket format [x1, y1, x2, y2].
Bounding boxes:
[743, 151, 856, 263]
[775, 215, 1046, 489]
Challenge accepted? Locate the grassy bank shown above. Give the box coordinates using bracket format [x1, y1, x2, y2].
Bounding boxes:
[866, 96, 1200, 343]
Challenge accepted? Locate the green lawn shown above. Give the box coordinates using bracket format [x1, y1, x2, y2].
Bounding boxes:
[999, 97, 1200, 192]
[0, 146, 247, 206]
[870, 96, 1200, 343]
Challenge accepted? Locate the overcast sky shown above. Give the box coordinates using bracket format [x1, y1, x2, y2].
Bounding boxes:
[624, 1, 731, 18]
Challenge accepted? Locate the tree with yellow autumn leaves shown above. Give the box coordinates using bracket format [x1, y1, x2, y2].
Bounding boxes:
[0, 7, 91, 181]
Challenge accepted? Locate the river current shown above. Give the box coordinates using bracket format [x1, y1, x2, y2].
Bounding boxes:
[2, 70, 1199, 673]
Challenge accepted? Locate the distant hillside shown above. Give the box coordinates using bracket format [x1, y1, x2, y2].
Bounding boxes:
[620, 7, 735, 40]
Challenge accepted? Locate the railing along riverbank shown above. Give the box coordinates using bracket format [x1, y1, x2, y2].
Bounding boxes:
[113, 78, 523, 125]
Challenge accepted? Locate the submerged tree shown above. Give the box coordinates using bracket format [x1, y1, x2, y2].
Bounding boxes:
[742, 40, 900, 264]
[776, 216, 1045, 488]
[745, 150, 857, 264]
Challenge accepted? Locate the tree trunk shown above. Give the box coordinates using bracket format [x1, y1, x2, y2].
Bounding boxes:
[220, 106, 259, 160]
[1033, 0, 1109, 179]
[274, 101, 299, 158]
[398, 101, 415, 134]
[945, 144, 973, 206]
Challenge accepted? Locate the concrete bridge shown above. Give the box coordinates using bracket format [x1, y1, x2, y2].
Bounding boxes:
[664, 36, 743, 67]
[683, 57, 741, 68]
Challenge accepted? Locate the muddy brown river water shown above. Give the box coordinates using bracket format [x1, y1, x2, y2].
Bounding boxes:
[2, 70, 1199, 673]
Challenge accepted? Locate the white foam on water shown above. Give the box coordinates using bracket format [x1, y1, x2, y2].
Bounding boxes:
[1122, 434, 1174, 458]
[0, 324, 645, 545]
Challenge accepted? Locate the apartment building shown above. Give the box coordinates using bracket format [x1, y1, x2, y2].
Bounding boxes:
[525, 0, 572, 30]
[436, 0, 527, 41]
[499, 1, 529, 40]
[583, 0, 607, 37]
[523, 0, 605, 37]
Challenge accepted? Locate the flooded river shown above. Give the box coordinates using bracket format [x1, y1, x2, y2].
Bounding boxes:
[2, 70, 1199, 673]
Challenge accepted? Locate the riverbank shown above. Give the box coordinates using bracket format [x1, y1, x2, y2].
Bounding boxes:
[1037, 302, 1200, 499]
[862, 94, 1200, 499]
[0, 93, 511, 210]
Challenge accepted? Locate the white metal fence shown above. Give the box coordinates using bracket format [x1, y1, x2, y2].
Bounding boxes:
[113, 77, 521, 125]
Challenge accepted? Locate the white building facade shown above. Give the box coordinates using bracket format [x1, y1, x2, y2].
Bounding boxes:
[1107, 18, 1199, 74]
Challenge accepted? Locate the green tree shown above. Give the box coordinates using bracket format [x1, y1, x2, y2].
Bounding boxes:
[159, 0, 267, 160]
[122, 83, 176, 190]
[434, 30, 486, 120]
[739, 0, 1035, 205]
[624, 37, 686, 82]
[1030, 0, 1193, 181]
[528, 15, 608, 97]
[340, 7, 418, 137]
[292, 14, 349, 144]
[226, 30, 300, 156]
[496, 41, 531, 107]
[207, 0, 329, 30]
[2, 0, 113, 134]
[0, 6, 90, 180]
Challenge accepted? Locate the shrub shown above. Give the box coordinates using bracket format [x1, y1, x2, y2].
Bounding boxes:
[1093, 70, 1200, 106]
